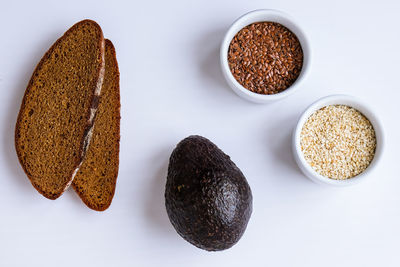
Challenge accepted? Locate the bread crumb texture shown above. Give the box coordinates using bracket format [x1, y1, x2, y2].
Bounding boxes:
[72, 39, 120, 211]
[15, 20, 104, 199]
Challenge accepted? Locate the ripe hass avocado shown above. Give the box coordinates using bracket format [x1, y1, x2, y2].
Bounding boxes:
[165, 135, 253, 251]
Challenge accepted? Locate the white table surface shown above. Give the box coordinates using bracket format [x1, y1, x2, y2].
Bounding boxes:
[1, 0, 399, 266]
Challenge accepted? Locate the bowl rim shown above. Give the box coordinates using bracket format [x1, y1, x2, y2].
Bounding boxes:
[220, 9, 311, 103]
[292, 94, 385, 186]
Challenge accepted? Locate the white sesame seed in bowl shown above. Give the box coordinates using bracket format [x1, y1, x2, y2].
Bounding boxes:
[292, 95, 384, 186]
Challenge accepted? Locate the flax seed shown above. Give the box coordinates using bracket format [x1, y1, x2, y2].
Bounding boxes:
[228, 22, 303, 94]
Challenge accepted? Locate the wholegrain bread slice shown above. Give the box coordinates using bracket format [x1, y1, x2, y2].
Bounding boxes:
[72, 39, 120, 211]
[15, 20, 105, 200]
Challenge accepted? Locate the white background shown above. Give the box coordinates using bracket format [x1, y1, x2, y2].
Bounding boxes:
[0, 0, 399, 266]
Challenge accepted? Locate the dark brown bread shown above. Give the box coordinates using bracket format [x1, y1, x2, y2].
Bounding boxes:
[15, 20, 105, 200]
[72, 39, 120, 211]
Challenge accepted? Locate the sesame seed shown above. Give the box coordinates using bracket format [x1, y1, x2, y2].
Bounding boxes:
[300, 105, 376, 180]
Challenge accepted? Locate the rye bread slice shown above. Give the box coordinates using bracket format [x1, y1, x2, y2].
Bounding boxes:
[15, 20, 105, 200]
[72, 39, 120, 211]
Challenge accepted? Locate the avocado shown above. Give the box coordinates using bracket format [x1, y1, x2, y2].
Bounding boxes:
[165, 135, 252, 251]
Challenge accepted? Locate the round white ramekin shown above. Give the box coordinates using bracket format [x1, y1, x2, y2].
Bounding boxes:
[220, 9, 311, 103]
[292, 94, 384, 186]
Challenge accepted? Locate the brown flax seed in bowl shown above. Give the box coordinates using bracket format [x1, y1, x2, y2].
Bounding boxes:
[228, 22, 303, 95]
[300, 105, 376, 180]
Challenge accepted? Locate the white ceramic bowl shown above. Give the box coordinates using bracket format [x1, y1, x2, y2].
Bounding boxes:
[220, 9, 311, 103]
[292, 94, 384, 186]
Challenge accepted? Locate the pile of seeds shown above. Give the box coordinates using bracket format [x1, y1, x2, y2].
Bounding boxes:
[228, 22, 303, 95]
[300, 105, 376, 180]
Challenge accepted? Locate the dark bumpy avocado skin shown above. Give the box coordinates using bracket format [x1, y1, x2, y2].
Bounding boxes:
[165, 135, 253, 251]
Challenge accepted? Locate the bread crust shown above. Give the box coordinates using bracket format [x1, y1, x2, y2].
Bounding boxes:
[72, 39, 120, 211]
[15, 20, 105, 200]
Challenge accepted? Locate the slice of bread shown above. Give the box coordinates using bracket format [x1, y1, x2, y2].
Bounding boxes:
[15, 20, 105, 200]
[72, 39, 120, 211]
